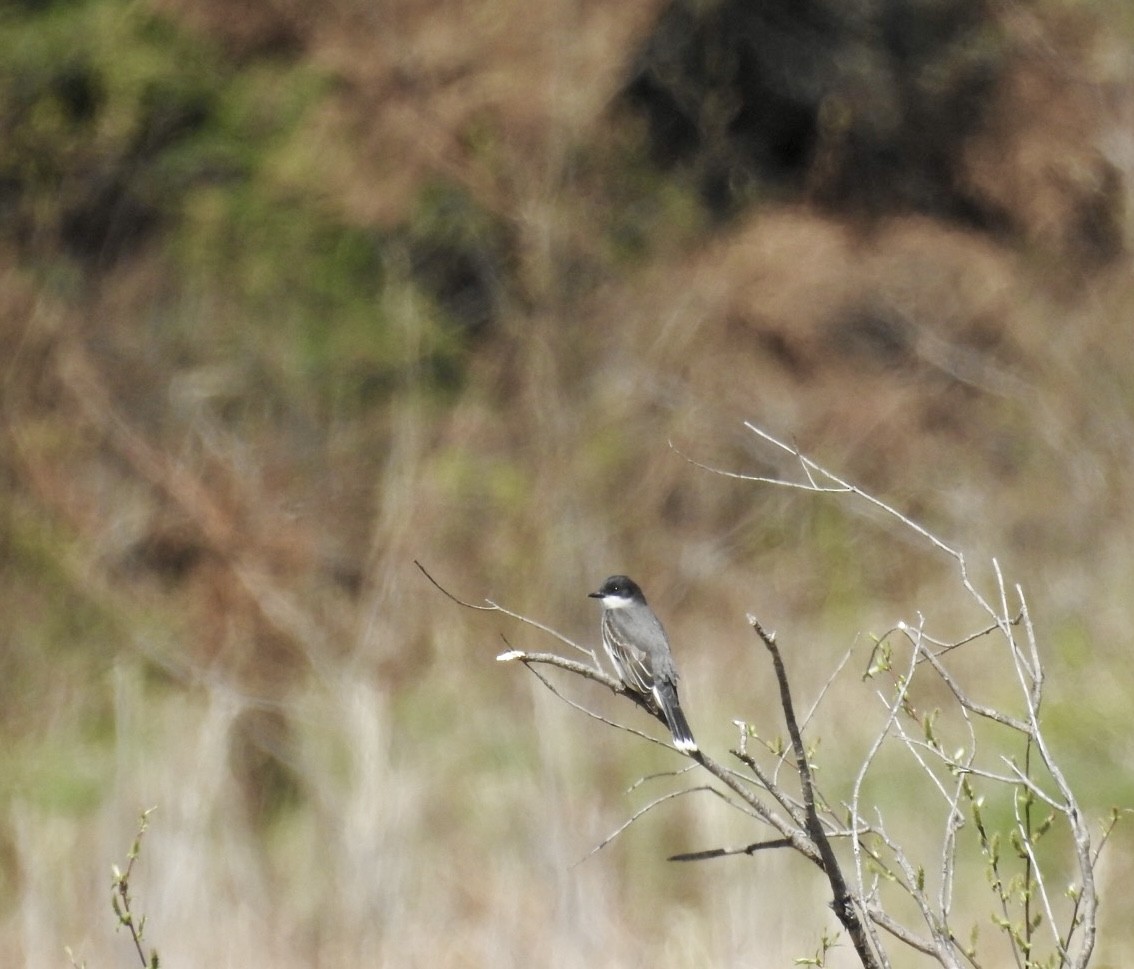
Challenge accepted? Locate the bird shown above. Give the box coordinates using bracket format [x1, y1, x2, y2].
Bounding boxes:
[588, 574, 698, 753]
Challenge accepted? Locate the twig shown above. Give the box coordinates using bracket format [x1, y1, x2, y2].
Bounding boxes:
[852, 616, 930, 966]
[749, 614, 883, 969]
[417, 560, 598, 662]
[626, 763, 699, 793]
[574, 786, 727, 866]
[733, 747, 810, 830]
[669, 838, 794, 862]
[510, 653, 674, 749]
[111, 808, 159, 969]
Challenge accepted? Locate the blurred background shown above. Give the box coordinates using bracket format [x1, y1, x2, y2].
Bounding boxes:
[2, 0, 1134, 965]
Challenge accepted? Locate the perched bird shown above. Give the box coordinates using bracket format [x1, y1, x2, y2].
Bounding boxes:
[588, 574, 698, 753]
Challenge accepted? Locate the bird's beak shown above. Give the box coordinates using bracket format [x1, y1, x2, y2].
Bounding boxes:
[587, 591, 603, 599]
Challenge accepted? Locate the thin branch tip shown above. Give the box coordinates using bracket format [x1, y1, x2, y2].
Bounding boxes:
[747, 614, 776, 645]
[413, 559, 494, 611]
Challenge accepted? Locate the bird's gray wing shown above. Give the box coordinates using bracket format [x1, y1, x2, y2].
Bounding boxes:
[604, 607, 677, 690]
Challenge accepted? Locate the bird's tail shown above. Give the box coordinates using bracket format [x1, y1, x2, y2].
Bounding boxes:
[652, 681, 698, 753]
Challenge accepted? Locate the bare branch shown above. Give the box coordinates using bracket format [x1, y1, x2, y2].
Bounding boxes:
[866, 906, 939, 958]
[921, 613, 1022, 661]
[495, 647, 618, 691]
[770, 644, 856, 788]
[732, 747, 810, 830]
[669, 838, 795, 862]
[415, 560, 598, 662]
[694, 749, 823, 865]
[496, 640, 707, 753]
[749, 613, 884, 969]
[574, 786, 724, 867]
[914, 640, 1031, 734]
[626, 764, 699, 792]
[740, 423, 961, 560]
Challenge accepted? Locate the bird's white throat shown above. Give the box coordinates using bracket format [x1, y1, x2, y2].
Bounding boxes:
[601, 594, 634, 609]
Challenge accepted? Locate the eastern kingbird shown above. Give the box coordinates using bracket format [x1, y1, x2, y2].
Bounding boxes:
[588, 575, 698, 753]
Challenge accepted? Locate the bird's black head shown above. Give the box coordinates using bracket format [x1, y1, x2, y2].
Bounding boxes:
[588, 574, 645, 604]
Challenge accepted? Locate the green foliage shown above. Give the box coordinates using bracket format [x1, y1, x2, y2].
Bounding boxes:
[795, 926, 841, 966]
[0, 0, 229, 261]
[0, 0, 470, 417]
